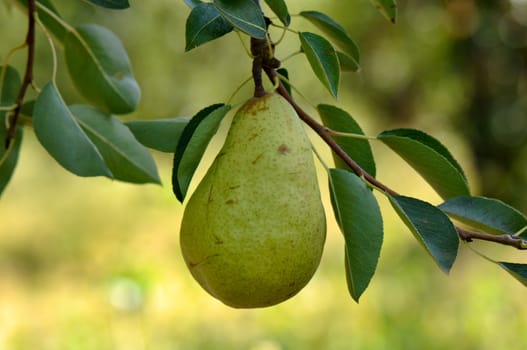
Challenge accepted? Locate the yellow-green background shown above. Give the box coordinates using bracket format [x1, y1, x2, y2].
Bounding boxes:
[1, 1, 526, 349]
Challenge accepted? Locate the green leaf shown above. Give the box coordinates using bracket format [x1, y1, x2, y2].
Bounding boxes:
[498, 262, 527, 287]
[389, 195, 459, 273]
[126, 117, 191, 153]
[0, 65, 23, 197]
[337, 51, 360, 72]
[369, 0, 398, 24]
[318, 104, 376, 176]
[378, 128, 469, 200]
[70, 105, 160, 184]
[185, 3, 233, 51]
[64, 24, 140, 114]
[17, 0, 67, 42]
[213, 0, 266, 39]
[264, 0, 290, 26]
[82, 0, 129, 9]
[299, 32, 340, 98]
[439, 196, 527, 237]
[276, 68, 291, 96]
[184, 0, 203, 9]
[172, 104, 231, 202]
[329, 168, 383, 302]
[299, 10, 360, 63]
[33, 83, 111, 178]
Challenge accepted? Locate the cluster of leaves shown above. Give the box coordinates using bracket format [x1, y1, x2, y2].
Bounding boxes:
[1, 0, 526, 304]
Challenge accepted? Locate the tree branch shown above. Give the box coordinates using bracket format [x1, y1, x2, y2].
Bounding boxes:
[5, 0, 36, 149]
[457, 227, 527, 249]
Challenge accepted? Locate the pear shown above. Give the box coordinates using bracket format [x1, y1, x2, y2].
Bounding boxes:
[180, 93, 326, 308]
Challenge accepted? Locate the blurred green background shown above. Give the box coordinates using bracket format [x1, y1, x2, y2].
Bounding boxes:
[1, 0, 527, 349]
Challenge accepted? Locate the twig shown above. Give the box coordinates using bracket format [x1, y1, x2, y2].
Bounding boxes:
[457, 227, 527, 250]
[5, 0, 36, 149]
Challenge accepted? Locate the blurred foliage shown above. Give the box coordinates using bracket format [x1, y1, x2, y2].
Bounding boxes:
[1, 0, 526, 349]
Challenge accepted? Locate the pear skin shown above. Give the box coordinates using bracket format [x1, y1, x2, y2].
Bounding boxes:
[180, 93, 326, 308]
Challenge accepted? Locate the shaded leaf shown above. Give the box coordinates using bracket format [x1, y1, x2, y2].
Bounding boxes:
[498, 262, 527, 287]
[369, 0, 397, 23]
[213, 0, 266, 39]
[329, 168, 383, 301]
[264, 0, 290, 26]
[378, 128, 469, 200]
[337, 51, 360, 72]
[440, 196, 527, 237]
[276, 68, 291, 96]
[300, 10, 360, 62]
[389, 195, 459, 273]
[71, 105, 160, 184]
[0, 65, 23, 197]
[172, 104, 231, 202]
[299, 32, 340, 98]
[64, 24, 140, 114]
[17, 0, 67, 42]
[185, 3, 233, 51]
[126, 117, 191, 153]
[184, 0, 203, 8]
[82, 0, 129, 9]
[33, 83, 111, 177]
[318, 104, 375, 176]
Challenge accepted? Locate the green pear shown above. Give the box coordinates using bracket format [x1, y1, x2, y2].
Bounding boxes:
[180, 92, 326, 308]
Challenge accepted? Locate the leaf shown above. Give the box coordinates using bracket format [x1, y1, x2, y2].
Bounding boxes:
[337, 51, 360, 72]
[299, 32, 340, 98]
[213, 0, 266, 39]
[184, 0, 203, 9]
[64, 24, 140, 114]
[17, 0, 67, 42]
[369, 0, 398, 24]
[0, 65, 23, 197]
[126, 117, 191, 153]
[82, 0, 129, 9]
[263, 0, 290, 26]
[276, 68, 291, 96]
[185, 3, 233, 51]
[329, 168, 383, 302]
[389, 195, 459, 273]
[70, 105, 160, 184]
[498, 262, 527, 287]
[439, 196, 527, 237]
[300, 10, 360, 63]
[33, 83, 111, 178]
[172, 104, 231, 202]
[318, 104, 376, 176]
[378, 128, 469, 200]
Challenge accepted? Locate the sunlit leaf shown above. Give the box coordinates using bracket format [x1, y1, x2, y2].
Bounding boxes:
[71, 105, 160, 184]
[17, 0, 67, 42]
[0, 65, 23, 197]
[369, 0, 397, 23]
[213, 0, 266, 39]
[185, 3, 233, 51]
[300, 10, 360, 62]
[378, 128, 469, 200]
[318, 104, 375, 176]
[172, 104, 231, 202]
[440, 196, 527, 237]
[264, 0, 290, 26]
[64, 24, 140, 114]
[126, 117, 191, 153]
[299, 32, 340, 98]
[498, 262, 527, 287]
[389, 195, 459, 273]
[33, 83, 111, 178]
[82, 0, 129, 9]
[329, 169, 383, 302]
